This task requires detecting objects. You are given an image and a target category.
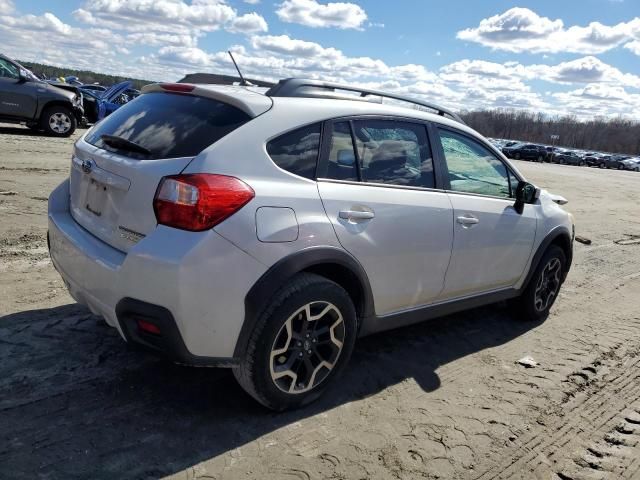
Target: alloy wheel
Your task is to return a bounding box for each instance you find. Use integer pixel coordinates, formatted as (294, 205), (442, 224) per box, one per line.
(49, 113), (71, 134)
(534, 258), (562, 312)
(269, 301), (345, 394)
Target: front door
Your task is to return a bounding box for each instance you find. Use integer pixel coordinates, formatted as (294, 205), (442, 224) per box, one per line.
(317, 119), (454, 316)
(0, 58), (36, 119)
(434, 127), (537, 299)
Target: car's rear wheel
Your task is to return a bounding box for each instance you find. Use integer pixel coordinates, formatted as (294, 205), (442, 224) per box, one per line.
(514, 153), (521, 160)
(234, 273), (357, 411)
(511, 245), (566, 322)
(537, 155), (544, 162)
(579, 160), (586, 166)
(41, 105), (76, 137)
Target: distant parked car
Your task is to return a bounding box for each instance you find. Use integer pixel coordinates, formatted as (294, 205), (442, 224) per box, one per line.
(554, 150), (586, 166)
(502, 143), (547, 162)
(585, 153), (609, 168)
(0, 53), (84, 136)
(620, 157), (640, 171)
(607, 155), (631, 169)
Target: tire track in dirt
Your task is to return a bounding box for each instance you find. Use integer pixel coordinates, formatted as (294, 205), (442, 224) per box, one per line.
(474, 321), (640, 479)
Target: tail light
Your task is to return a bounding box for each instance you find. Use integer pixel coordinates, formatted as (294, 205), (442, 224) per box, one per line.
(153, 174), (254, 231)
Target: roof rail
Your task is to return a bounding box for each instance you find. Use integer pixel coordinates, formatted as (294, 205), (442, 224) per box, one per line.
(266, 78), (464, 124)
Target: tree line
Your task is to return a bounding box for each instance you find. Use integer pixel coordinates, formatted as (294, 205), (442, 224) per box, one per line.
(460, 109), (640, 155)
(18, 60), (154, 91)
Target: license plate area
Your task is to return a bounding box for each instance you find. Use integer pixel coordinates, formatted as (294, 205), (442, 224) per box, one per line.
(85, 178), (107, 217)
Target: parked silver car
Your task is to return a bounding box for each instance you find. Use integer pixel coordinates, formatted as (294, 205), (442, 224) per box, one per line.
(48, 79), (574, 410)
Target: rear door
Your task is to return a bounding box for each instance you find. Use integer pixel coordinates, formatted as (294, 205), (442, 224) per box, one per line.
(70, 90), (253, 252)
(434, 127), (537, 299)
(317, 118), (453, 316)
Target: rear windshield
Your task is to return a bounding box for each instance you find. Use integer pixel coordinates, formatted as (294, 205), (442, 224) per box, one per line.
(85, 92), (251, 159)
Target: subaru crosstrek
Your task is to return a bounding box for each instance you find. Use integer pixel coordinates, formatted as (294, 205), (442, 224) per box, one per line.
(48, 79), (574, 410)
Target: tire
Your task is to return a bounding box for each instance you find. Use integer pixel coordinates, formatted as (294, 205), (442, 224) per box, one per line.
(537, 155), (543, 163)
(618, 164), (624, 170)
(41, 105), (76, 137)
(514, 153), (521, 160)
(511, 245), (567, 322)
(234, 273), (357, 411)
(579, 161), (586, 167)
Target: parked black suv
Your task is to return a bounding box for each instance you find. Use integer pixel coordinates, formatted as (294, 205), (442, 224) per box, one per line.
(0, 54), (84, 136)
(502, 143), (547, 162)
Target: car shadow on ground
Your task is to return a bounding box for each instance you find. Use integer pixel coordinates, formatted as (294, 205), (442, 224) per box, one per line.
(0, 125), (44, 136)
(0, 302), (541, 479)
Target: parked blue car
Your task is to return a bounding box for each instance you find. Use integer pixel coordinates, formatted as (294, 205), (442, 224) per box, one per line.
(79, 81), (136, 123)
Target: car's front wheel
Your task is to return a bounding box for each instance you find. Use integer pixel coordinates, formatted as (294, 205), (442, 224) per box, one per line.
(511, 245), (567, 322)
(41, 105), (76, 137)
(234, 273), (357, 411)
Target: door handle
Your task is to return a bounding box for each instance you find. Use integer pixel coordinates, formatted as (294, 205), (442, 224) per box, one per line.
(339, 210), (375, 221)
(456, 215), (479, 226)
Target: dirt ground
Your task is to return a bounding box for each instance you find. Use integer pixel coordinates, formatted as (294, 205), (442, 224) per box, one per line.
(1, 123), (639, 480)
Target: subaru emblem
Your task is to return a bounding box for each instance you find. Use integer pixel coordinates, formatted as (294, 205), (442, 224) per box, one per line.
(81, 159), (92, 174)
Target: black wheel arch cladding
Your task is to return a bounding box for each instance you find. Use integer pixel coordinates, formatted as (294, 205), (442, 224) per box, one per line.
(235, 247), (375, 359)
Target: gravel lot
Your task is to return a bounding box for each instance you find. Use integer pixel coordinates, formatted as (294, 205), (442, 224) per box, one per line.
(1, 124), (639, 480)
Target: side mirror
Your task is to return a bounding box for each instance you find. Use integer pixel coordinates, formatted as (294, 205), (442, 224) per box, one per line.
(514, 181), (538, 214)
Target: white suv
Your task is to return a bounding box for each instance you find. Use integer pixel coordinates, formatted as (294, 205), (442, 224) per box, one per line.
(48, 79), (574, 410)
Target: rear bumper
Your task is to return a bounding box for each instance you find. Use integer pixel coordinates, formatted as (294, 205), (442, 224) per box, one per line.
(48, 179), (267, 363)
(116, 298), (238, 366)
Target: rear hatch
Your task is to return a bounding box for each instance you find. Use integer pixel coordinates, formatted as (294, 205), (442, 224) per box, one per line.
(69, 85), (271, 252)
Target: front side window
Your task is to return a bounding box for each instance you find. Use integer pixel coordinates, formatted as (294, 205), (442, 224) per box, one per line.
(0, 59), (19, 79)
(438, 128), (511, 198)
(352, 120), (435, 188)
(267, 123), (321, 180)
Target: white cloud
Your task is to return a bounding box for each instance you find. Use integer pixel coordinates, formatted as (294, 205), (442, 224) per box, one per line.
(243, 0), (260, 3)
(75, 0), (235, 31)
(250, 34), (341, 59)
(228, 12), (268, 33)
(625, 40), (640, 55)
(127, 32), (199, 48)
(0, 0), (14, 15)
(551, 84), (640, 118)
(529, 56), (640, 89)
(0, 11), (72, 35)
(72, 0), (268, 37)
(276, 0), (367, 30)
(458, 7), (640, 54)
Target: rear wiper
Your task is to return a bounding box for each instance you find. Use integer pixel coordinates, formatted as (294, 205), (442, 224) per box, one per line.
(100, 134), (151, 156)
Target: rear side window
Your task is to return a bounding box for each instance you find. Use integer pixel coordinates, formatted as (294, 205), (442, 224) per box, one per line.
(266, 123), (321, 180)
(352, 120), (435, 188)
(85, 92), (251, 159)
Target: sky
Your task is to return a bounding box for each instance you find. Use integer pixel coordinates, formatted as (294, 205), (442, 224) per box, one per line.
(1, 0), (639, 119)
